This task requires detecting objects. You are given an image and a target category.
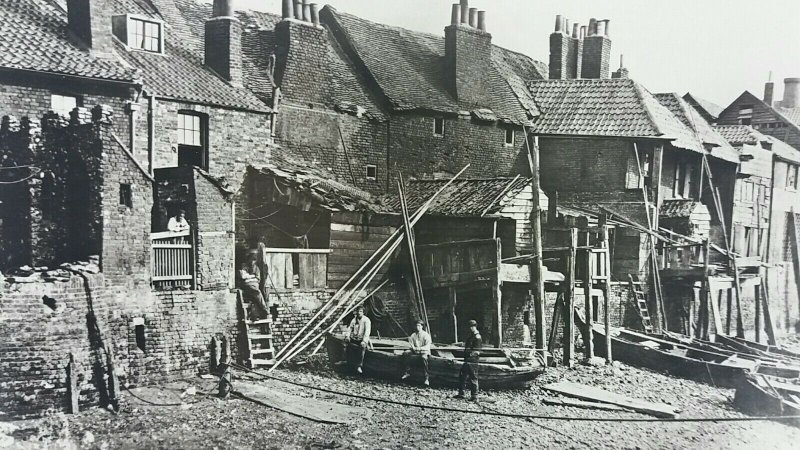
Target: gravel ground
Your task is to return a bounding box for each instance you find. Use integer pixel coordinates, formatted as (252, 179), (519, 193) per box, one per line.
(2, 356), (799, 450)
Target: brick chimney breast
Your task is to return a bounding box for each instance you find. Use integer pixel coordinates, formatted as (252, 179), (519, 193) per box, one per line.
(274, 11), (329, 104)
(67, 0), (114, 58)
(548, 15), (578, 79)
(581, 18), (611, 79)
(205, 0), (243, 86)
(445, 1), (492, 105)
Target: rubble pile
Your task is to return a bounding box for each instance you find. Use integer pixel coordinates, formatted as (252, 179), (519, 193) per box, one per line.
(3, 255), (100, 284)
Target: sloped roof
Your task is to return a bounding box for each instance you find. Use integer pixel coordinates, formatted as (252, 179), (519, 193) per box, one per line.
(682, 93), (724, 121)
(774, 105), (800, 129)
(527, 78), (710, 153)
(655, 93), (739, 163)
(0, 0), (139, 83)
(323, 6), (544, 124)
(382, 177), (531, 217)
(715, 124), (800, 166)
(660, 199), (707, 219)
(719, 91), (800, 139)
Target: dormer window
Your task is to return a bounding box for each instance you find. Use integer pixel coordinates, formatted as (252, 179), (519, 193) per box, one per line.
(112, 15), (164, 54)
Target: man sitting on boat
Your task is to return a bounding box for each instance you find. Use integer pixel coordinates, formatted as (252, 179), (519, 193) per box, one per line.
(345, 306), (372, 374)
(401, 320), (432, 386)
(455, 320), (482, 402)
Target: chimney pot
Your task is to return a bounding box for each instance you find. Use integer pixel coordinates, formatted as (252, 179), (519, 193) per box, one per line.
(477, 11), (486, 31)
(460, 0), (469, 24)
(764, 80), (774, 106)
(603, 19), (610, 36)
(564, 18), (570, 34)
(293, 0), (302, 21)
(212, 0), (233, 17)
(588, 18), (597, 36)
(596, 20), (606, 36)
(572, 23), (580, 38)
(783, 78), (800, 108)
(282, 0), (292, 19)
(469, 8), (477, 27)
(555, 15), (563, 33)
(580, 25), (587, 39)
(310, 3), (319, 26)
(302, 0), (310, 21)
(451, 4), (460, 25)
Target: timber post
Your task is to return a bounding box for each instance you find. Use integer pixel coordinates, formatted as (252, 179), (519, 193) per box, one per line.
(600, 217), (612, 363)
(494, 237), (503, 347)
(755, 283), (761, 343)
(525, 131), (546, 358)
(67, 353), (79, 414)
(583, 239), (594, 359)
(564, 228), (577, 366)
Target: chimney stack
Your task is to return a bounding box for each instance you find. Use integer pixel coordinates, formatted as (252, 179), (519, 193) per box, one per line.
(612, 54), (629, 79)
(783, 78), (800, 109)
(205, 0), (243, 86)
(764, 72), (774, 106)
(445, 0), (492, 104)
(581, 18), (611, 78)
(549, 14), (579, 79)
(67, 0), (114, 57)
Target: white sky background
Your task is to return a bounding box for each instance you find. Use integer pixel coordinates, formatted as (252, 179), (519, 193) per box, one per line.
(227, 0), (800, 108)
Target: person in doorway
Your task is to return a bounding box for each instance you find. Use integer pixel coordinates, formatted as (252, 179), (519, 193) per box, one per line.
(345, 306), (371, 373)
(167, 209), (190, 233)
(401, 320), (432, 386)
(455, 319), (482, 401)
(237, 255), (269, 319)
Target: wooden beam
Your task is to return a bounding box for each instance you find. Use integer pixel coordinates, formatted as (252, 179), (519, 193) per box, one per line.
(601, 220), (613, 364)
(398, 176), (429, 331)
(790, 212), (800, 325)
(583, 244), (594, 359)
(547, 293), (563, 354)
(761, 281), (777, 346)
(755, 282), (761, 343)
(494, 238), (503, 347)
(725, 288), (733, 335)
(525, 131), (547, 357)
(542, 381), (678, 418)
(449, 287), (458, 343)
(564, 228), (577, 367)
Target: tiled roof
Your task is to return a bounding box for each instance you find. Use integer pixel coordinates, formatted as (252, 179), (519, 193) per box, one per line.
(775, 105), (800, 129)
(655, 93), (739, 163)
(381, 177), (531, 217)
(660, 199), (706, 219)
(682, 93), (724, 121)
(324, 7), (544, 124)
(0, 0), (138, 82)
(715, 124), (800, 166)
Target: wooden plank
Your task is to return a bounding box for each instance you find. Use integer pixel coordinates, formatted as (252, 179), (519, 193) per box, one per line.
(234, 381), (371, 424)
(542, 397), (626, 412)
(584, 244), (594, 359)
(601, 221), (612, 364)
(268, 253), (286, 289)
(526, 133), (546, 357)
(564, 228), (577, 367)
(542, 381), (678, 418)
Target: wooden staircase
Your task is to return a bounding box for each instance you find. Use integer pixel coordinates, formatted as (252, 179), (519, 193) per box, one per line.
(628, 275), (654, 333)
(238, 291), (276, 368)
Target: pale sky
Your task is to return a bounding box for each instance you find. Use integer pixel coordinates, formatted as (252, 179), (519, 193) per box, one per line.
(229, 0), (800, 108)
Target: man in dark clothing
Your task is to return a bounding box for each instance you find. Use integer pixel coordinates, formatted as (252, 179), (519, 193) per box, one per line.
(455, 319), (482, 401)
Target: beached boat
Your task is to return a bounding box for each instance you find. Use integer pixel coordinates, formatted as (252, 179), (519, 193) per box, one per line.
(576, 313), (784, 388)
(715, 335), (800, 362)
(735, 373), (800, 427)
(325, 333), (544, 389)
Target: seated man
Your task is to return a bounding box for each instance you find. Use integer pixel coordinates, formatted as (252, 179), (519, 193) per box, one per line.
(237, 257), (269, 319)
(401, 320), (432, 386)
(167, 209), (190, 233)
(344, 306), (371, 374)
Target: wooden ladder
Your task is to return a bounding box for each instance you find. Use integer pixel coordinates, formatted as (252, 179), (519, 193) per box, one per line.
(628, 274), (654, 334)
(239, 293), (276, 368)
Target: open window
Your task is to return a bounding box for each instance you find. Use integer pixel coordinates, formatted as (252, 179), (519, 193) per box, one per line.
(177, 111), (208, 170)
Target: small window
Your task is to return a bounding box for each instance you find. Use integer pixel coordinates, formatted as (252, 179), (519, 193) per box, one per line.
(365, 164), (377, 181)
(433, 117), (445, 137)
(738, 105), (753, 126)
(787, 164), (799, 190)
(129, 17), (162, 53)
(135, 324), (146, 352)
(119, 183), (132, 207)
(505, 129), (515, 146)
(177, 112), (208, 170)
(51, 94), (80, 116)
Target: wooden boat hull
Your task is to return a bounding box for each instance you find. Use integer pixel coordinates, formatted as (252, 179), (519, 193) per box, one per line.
(325, 334), (543, 389)
(578, 316), (748, 388)
(734, 374), (800, 427)
(716, 335), (800, 362)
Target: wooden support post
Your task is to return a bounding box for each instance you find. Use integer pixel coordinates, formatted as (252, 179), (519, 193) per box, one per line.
(67, 353), (79, 414)
(708, 286), (723, 337)
(548, 294), (563, 354)
(449, 287), (458, 343)
(755, 283), (762, 343)
(494, 238), (503, 347)
(398, 176), (429, 332)
(689, 284), (696, 337)
(761, 281), (777, 345)
(525, 132), (546, 358)
(725, 288), (733, 335)
(731, 256), (745, 338)
(601, 222), (612, 364)
(698, 287), (709, 340)
(583, 245), (594, 359)
(564, 228), (577, 367)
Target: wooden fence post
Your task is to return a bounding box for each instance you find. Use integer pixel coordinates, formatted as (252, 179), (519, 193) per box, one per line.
(564, 228), (577, 367)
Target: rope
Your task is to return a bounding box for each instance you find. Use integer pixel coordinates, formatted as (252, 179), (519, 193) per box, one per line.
(229, 362), (800, 424)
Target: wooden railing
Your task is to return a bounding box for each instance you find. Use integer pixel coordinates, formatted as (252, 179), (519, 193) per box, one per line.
(151, 230), (194, 290)
(261, 248), (330, 289)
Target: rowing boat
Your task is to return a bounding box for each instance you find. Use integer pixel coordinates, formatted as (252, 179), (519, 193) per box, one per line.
(734, 373), (800, 427)
(325, 333), (544, 389)
(715, 335), (800, 362)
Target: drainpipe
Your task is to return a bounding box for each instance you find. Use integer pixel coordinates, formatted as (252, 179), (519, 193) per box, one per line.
(145, 92), (156, 176)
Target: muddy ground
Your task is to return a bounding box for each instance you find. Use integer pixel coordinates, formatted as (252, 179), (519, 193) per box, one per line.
(2, 353), (800, 450)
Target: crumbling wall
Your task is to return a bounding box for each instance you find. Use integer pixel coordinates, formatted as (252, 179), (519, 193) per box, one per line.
(193, 170), (234, 291)
(0, 273), (239, 418)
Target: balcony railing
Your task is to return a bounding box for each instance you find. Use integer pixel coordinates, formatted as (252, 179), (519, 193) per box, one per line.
(261, 248), (330, 289)
(151, 230), (194, 290)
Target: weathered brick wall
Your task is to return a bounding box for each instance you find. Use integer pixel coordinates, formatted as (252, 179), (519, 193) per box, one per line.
(193, 170), (234, 291)
(134, 98), (272, 193)
(0, 274), (239, 418)
(389, 115), (526, 185)
(268, 288), (333, 352)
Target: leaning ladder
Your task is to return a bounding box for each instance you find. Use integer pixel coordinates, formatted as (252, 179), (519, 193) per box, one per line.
(628, 274), (654, 334)
(238, 291), (276, 368)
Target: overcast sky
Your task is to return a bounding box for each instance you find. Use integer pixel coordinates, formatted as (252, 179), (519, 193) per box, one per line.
(231, 0), (800, 108)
